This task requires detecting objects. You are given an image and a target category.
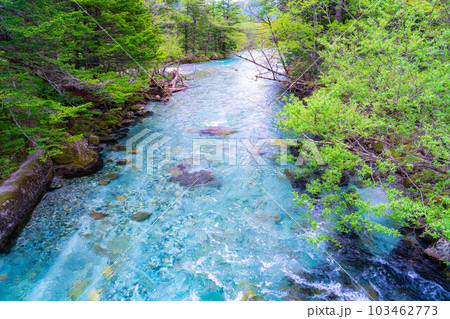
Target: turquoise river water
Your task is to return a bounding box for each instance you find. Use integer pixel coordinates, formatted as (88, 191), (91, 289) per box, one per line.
(0, 56), (449, 300)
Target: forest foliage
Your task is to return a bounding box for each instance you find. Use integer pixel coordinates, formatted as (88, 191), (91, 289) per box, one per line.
(252, 0), (450, 242)
(0, 0), (247, 180)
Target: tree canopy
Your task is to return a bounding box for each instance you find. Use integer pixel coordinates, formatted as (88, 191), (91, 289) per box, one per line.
(252, 0), (450, 243)
(0, 0), (247, 180)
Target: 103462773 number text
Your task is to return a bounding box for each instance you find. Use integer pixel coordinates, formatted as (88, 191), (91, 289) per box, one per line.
(368, 305), (438, 316)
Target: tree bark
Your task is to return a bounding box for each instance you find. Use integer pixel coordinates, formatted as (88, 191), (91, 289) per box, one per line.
(336, 1), (344, 23)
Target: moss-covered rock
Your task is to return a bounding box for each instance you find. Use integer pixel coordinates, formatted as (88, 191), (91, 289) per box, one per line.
(0, 152), (53, 250)
(88, 135), (100, 144)
(52, 136), (103, 178)
(128, 105), (141, 112)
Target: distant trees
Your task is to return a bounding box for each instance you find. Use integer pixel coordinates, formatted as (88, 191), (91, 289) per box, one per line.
(179, 0), (245, 55)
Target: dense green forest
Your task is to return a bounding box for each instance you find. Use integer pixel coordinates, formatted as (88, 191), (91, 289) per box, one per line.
(1, 0), (449, 244)
(0, 0), (248, 180)
(247, 0), (450, 243)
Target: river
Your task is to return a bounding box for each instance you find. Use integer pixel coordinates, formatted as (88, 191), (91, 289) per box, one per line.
(0, 55), (448, 300)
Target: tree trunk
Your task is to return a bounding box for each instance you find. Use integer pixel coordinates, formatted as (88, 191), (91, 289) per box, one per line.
(184, 24), (189, 54)
(336, 1), (344, 23)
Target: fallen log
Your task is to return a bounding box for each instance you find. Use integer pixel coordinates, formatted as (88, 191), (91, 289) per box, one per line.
(167, 86), (190, 93)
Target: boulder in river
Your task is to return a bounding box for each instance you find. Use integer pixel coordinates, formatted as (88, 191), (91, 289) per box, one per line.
(0, 152), (53, 251)
(423, 237), (450, 264)
(388, 237), (450, 289)
(168, 164), (221, 188)
(52, 136), (103, 178)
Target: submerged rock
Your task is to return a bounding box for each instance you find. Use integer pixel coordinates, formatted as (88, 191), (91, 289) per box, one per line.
(102, 173), (121, 181)
(287, 285), (328, 301)
(108, 143), (126, 152)
(197, 126), (237, 136)
(271, 138), (288, 147)
(242, 289), (258, 301)
(257, 215), (281, 222)
(424, 237), (450, 264)
(93, 244), (114, 258)
(89, 211), (109, 220)
(168, 164), (221, 188)
(52, 136), (103, 178)
(0, 152), (53, 250)
(69, 279), (92, 301)
(130, 212), (152, 222)
(116, 159), (130, 166)
(98, 180), (110, 186)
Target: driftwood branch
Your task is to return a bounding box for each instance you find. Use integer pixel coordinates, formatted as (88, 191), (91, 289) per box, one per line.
(235, 52), (294, 81)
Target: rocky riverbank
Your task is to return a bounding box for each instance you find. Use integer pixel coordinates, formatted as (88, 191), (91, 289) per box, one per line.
(0, 97), (156, 251)
(284, 144), (450, 269)
(0, 61), (193, 251)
